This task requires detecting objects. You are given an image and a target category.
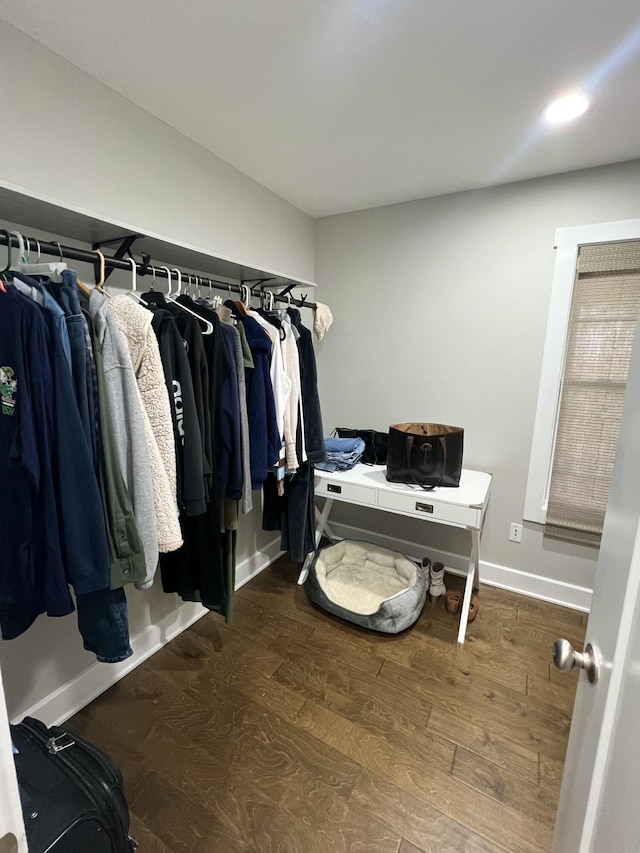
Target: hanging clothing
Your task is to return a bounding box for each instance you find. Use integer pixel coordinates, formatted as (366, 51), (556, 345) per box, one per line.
(279, 316), (306, 472)
(313, 302), (333, 341)
(287, 308), (325, 464)
(166, 303), (213, 500)
(178, 296), (241, 503)
(262, 462), (316, 563)
(2, 279), (135, 661)
(1, 228), (325, 655)
(10, 275), (72, 371)
(49, 271), (94, 454)
(88, 290), (159, 587)
(80, 295), (147, 590)
(249, 310), (290, 461)
(261, 308), (324, 564)
(149, 307), (206, 517)
(110, 296), (182, 555)
(10, 274), (111, 598)
(160, 303), (230, 618)
(218, 307), (252, 514)
(76, 586), (132, 663)
(236, 321), (254, 369)
(218, 321), (243, 501)
(237, 312), (281, 488)
(0, 287), (74, 638)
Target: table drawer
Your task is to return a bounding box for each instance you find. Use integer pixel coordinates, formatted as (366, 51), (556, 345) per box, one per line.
(316, 479), (376, 506)
(377, 490), (480, 527)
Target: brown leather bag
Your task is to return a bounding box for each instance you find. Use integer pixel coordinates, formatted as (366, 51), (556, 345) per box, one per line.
(385, 423), (464, 489)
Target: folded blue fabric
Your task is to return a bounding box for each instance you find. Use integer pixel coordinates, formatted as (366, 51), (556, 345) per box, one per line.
(325, 451), (362, 462)
(324, 437), (366, 454)
(317, 459), (363, 472)
(316, 437), (366, 472)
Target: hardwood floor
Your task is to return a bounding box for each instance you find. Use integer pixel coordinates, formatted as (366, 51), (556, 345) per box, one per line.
(67, 556), (586, 852)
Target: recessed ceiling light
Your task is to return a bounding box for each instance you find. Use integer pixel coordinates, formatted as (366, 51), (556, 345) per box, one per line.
(543, 92), (590, 124)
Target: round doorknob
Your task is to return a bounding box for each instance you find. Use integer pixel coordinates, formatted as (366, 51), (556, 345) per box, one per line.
(552, 638), (599, 684)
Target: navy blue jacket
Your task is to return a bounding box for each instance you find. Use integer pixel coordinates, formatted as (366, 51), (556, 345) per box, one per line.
(14, 274), (111, 598)
(218, 322), (243, 501)
(0, 288), (75, 638)
(239, 314), (281, 488)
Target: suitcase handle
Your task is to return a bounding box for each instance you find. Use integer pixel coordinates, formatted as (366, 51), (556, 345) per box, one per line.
(46, 733), (76, 755)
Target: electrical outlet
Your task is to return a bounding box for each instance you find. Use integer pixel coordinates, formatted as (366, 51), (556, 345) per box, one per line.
(509, 522), (523, 543)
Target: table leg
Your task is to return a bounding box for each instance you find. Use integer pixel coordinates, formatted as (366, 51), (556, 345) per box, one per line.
(457, 529), (480, 644)
(323, 520), (338, 541)
(471, 528), (480, 592)
(297, 499), (334, 585)
(457, 559), (475, 644)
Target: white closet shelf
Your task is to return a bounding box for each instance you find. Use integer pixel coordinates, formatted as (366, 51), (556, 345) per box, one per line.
(0, 181), (317, 290)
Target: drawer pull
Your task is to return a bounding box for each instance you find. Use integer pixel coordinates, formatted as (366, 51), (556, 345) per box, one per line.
(327, 484), (342, 494)
(416, 502), (434, 513)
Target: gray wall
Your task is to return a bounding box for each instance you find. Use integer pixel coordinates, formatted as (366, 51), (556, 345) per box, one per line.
(0, 20), (314, 283)
(314, 160), (640, 591)
(0, 24), (315, 721)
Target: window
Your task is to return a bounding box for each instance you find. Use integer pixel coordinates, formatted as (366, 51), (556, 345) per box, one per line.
(524, 220), (640, 546)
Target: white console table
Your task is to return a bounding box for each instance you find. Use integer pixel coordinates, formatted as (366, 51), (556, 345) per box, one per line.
(298, 464), (492, 644)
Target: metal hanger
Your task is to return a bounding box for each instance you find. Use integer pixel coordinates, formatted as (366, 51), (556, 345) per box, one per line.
(140, 264), (169, 306)
(168, 266), (214, 334)
(20, 233), (67, 281)
(0, 230), (10, 291)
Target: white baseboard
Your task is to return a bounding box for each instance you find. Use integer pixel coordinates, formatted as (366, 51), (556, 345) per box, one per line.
(14, 537), (283, 727)
(475, 559), (592, 612)
(328, 522), (592, 613)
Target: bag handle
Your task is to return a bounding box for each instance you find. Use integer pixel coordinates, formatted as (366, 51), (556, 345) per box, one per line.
(365, 429), (378, 466)
(335, 427), (383, 466)
(404, 434), (447, 491)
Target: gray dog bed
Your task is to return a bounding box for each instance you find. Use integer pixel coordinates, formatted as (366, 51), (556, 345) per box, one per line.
(304, 540), (428, 633)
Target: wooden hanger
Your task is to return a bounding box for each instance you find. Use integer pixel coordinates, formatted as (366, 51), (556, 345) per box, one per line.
(76, 275), (92, 297)
(93, 249), (111, 298)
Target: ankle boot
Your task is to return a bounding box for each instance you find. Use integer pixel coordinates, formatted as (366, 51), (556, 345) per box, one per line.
(429, 561), (446, 604)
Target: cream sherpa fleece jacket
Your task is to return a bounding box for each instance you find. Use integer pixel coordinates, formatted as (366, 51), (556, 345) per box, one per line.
(111, 295), (183, 555)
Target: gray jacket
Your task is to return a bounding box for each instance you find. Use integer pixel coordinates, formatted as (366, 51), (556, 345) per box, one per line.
(89, 291), (159, 589)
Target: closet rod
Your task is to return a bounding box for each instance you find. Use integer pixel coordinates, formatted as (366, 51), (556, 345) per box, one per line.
(0, 231), (316, 310)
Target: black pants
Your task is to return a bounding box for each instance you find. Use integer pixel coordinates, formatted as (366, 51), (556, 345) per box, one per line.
(262, 463), (316, 563)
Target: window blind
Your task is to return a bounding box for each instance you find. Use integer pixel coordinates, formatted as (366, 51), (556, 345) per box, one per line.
(545, 240), (640, 546)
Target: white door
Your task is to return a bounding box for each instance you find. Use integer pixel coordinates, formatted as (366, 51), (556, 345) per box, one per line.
(0, 665), (27, 853)
(552, 304), (640, 851)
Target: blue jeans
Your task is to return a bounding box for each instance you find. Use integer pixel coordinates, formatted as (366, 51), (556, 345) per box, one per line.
(316, 437), (366, 472)
(76, 587), (133, 663)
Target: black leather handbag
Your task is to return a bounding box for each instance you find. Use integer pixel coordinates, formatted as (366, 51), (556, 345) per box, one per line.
(334, 427), (388, 465)
(385, 423), (464, 488)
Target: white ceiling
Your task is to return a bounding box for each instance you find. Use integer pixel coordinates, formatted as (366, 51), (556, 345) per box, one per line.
(2, 0), (639, 218)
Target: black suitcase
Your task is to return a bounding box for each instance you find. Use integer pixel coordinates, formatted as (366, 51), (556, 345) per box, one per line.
(10, 716), (136, 853)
